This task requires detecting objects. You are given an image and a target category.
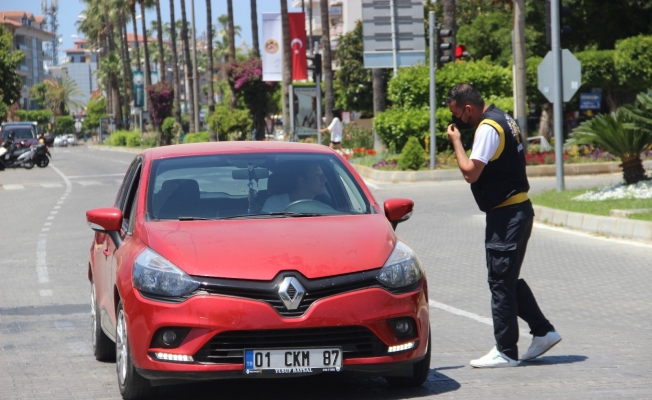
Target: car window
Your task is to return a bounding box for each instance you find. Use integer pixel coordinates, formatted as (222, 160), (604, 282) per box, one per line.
(146, 153), (371, 220)
(122, 165), (141, 234)
(2, 128), (34, 140)
(116, 158), (141, 210)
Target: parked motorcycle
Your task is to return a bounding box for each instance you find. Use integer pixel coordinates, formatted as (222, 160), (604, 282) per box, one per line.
(0, 136), (43, 170)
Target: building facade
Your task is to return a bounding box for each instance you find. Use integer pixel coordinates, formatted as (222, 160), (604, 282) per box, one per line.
(61, 39), (99, 110)
(0, 10), (55, 110)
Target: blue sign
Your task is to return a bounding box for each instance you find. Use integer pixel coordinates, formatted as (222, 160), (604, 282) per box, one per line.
(133, 71), (144, 108)
(579, 93), (601, 110)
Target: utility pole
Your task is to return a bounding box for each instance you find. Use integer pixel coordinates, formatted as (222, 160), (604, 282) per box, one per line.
(389, 0), (398, 77)
(429, 11), (436, 170)
(513, 0), (528, 144)
(191, 0), (200, 131)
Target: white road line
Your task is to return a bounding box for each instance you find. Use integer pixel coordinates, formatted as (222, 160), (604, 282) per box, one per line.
(39, 290), (53, 297)
(429, 299), (530, 336)
(3, 184), (24, 190)
(67, 173), (125, 179)
(533, 221), (652, 249)
(40, 183), (63, 188)
(36, 239), (49, 283)
(364, 181), (381, 190)
(77, 181), (101, 186)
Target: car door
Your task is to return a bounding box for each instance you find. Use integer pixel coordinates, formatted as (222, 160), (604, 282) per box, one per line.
(105, 159), (142, 329)
(98, 159), (141, 336)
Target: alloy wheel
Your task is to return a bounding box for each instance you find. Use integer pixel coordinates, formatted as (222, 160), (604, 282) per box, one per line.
(90, 284), (97, 349)
(116, 310), (128, 385)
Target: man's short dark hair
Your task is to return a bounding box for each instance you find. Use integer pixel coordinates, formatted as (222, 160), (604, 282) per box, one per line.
(445, 83), (484, 107)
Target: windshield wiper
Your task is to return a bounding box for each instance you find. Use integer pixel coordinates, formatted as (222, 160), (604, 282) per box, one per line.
(216, 212), (325, 220)
(269, 211), (324, 217)
(178, 216), (209, 221)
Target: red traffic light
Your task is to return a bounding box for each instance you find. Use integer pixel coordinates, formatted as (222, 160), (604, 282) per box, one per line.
(455, 44), (468, 58)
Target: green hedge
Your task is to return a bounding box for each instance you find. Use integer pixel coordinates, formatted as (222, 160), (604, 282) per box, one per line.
(105, 130), (141, 147)
(183, 131), (209, 143)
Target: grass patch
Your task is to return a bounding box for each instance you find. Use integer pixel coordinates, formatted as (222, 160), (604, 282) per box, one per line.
(531, 188), (652, 221)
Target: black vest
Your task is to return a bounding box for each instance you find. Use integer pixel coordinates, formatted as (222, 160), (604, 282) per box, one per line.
(470, 105), (529, 212)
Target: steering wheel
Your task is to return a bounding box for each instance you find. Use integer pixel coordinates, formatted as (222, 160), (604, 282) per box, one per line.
(283, 199), (321, 210)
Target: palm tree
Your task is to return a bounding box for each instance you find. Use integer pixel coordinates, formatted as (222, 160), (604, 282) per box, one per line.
(155, 0), (165, 81)
(570, 100), (652, 184)
(169, 0), (182, 125)
(45, 76), (85, 117)
(206, 0), (217, 141)
(320, 0), (333, 124)
(227, 0), (236, 63)
(102, 3), (124, 129)
(128, 0), (141, 71)
(180, 0), (196, 133)
(139, 0), (154, 87)
(250, 0), (260, 58)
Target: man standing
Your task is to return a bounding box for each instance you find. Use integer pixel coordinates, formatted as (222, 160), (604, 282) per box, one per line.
(445, 83), (561, 368)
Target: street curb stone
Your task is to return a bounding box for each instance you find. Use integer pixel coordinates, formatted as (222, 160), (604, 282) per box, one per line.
(532, 204), (652, 242)
(88, 144), (144, 154)
(352, 160), (652, 183)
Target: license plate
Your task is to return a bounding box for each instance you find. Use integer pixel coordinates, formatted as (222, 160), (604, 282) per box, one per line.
(244, 348), (342, 375)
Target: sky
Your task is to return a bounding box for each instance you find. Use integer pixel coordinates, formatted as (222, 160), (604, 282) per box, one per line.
(6, 0), (305, 64)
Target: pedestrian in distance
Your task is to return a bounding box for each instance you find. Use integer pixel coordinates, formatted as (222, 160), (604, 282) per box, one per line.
(445, 82), (561, 368)
(319, 109), (349, 151)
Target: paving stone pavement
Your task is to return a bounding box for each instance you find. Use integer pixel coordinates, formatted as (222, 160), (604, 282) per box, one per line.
(1, 146), (651, 399)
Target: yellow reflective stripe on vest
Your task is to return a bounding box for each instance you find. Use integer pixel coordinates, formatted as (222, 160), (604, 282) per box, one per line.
(492, 192), (529, 210)
(474, 119), (505, 162)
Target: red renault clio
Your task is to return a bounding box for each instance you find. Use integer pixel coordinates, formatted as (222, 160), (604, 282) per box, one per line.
(86, 142), (430, 399)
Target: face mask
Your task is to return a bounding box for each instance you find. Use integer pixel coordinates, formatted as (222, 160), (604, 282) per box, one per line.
(452, 108), (473, 130)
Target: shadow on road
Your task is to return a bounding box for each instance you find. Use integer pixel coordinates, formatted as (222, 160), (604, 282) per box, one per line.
(520, 355), (588, 367)
(149, 368), (461, 399)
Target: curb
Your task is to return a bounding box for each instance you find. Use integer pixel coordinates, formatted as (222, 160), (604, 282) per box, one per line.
(533, 204), (652, 243)
(352, 160), (652, 183)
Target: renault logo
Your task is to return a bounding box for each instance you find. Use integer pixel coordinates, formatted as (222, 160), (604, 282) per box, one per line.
(278, 277), (305, 310)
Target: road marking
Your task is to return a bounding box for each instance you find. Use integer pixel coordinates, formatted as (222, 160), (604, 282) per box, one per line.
(429, 299), (530, 336)
(3, 184), (24, 190)
(67, 173), (125, 179)
(78, 181), (102, 186)
(365, 181), (381, 190)
(40, 183), (63, 188)
(39, 290), (53, 297)
(534, 222), (652, 249)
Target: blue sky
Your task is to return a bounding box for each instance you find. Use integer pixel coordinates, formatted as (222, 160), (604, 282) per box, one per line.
(10, 0), (304, 64)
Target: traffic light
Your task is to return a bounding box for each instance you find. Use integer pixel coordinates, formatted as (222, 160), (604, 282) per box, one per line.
(436, 28), (453, 68)
(455, 44), (469, 61)
(545, 0), (572, 46)
(307, 53), (322, 81)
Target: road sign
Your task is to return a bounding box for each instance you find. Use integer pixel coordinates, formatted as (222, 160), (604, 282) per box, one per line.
(362, 0), (426, 69)
(579, 93), (602, 110)
(538, 49), (581, 103)
(133, 71), (144, 108)
(74, 120), (82, 133)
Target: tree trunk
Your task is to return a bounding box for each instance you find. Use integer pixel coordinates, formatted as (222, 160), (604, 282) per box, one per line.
(442, 0), (456, 61)
(372, 68), (387, 152)
(120, 10), (133, 115)
(227, 0), (236, 62)
(281, 0), (292, 136)
(513, 0), (527, 145)
(539, 103), (552, 138)
(206, 0), (217, 141)
(103, 5), (122, 129)
(140, 0), (152, 88)
(320, 0), (334, 125)
(180, 0), (196, 133)
(250, 0), (260, 58)
(169, 0), (182, 128)
(155, 0), (166, 82)
(117, 12), (131, 130)
(129, 1), (141, 71)
(621, 156), (646, 185)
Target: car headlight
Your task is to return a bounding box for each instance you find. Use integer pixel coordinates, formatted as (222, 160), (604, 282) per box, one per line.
(133, 248), (199, 297)
(377, 241), (424, 288)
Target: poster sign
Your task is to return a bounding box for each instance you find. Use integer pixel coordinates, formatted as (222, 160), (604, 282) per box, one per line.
(292, 85), (318, 136)
(133, 71), (144, 108)
(579, 93), (601, 110)
(262, 13), (283, 81)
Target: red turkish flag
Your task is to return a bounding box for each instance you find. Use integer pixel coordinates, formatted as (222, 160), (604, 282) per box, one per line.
(288, 12), (307, 81)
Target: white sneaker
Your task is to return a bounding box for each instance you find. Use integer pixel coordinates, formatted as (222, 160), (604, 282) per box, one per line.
(520, 330), (562, 361)
(470, 346), (519, 368)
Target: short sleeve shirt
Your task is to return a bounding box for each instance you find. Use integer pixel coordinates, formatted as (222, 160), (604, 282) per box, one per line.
(328, 118), (343, 142)
(469, 124), (500, 164)
(261, 193), (290, 213)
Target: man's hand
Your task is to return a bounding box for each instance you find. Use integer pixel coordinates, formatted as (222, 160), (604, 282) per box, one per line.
(447, 124), (461, 143)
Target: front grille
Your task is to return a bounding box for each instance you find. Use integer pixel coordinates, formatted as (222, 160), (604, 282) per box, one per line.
(193, 326), (387, 364)
(191, 269), (383, 317)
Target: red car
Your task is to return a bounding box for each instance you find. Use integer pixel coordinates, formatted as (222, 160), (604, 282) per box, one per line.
(86, 142), (430, 399)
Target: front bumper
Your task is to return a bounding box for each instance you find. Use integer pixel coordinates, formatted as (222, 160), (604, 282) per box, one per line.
(123, 281), (430, 379)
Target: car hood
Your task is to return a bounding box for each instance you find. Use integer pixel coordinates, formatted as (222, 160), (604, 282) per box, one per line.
(140, 215), (396, 280)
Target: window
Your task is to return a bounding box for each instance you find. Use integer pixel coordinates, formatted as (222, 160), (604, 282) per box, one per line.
(80, 56), (86, 63)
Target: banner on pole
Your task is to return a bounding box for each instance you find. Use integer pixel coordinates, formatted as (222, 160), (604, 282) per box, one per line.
(289, 12), (307, 81)
(133, 71), (144, 108)
(262, 13), (283, 81)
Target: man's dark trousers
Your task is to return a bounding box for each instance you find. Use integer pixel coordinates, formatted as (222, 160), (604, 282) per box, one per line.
(485, 200), (554, 361)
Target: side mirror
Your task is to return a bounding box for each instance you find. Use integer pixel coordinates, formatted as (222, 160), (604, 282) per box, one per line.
(86, 207), (123, 248)
(383, 198), (414, 230)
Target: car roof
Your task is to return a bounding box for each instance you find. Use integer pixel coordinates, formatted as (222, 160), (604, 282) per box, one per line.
(142, 142), (338, 160)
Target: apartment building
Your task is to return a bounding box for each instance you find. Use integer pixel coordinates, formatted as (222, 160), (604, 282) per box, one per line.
(0, 10), (55, 109)
(61, 39), (99, 109)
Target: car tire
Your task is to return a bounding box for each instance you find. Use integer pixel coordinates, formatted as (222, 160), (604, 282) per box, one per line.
(385, 328), (431, 388)
(116, 301), (151, 400)
(91, 281), (115, 361)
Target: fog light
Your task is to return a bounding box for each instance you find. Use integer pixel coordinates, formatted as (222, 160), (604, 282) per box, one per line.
(388, 341), (416, 353)
(154, 352), (194, 363)
(388, 318), (415, 338)
(162, 331), (177, 345)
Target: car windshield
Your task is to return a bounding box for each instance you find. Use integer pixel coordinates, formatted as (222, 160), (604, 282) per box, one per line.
(146, 152), (371, 220)
(2, 128), (34, 140)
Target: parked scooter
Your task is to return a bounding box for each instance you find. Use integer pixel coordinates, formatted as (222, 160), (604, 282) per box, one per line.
(35, 134), (52, 168)
(0, 133), (37, 169)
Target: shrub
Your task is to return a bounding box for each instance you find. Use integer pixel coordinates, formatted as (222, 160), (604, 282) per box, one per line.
(146, 82), (174, 127)
(161, 117), (176, 143)
(107, 130), (129, 146)
(55, 116), (74, 135)
(342, 124), (373, 149)
(183, 131), (209, 143)
(398, 136), (426, 171)
(126, 132), (141, 147)
(207, 104), (252, 141)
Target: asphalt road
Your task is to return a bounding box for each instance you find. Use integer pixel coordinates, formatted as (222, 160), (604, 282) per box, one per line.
(1, 145), (650, 399)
